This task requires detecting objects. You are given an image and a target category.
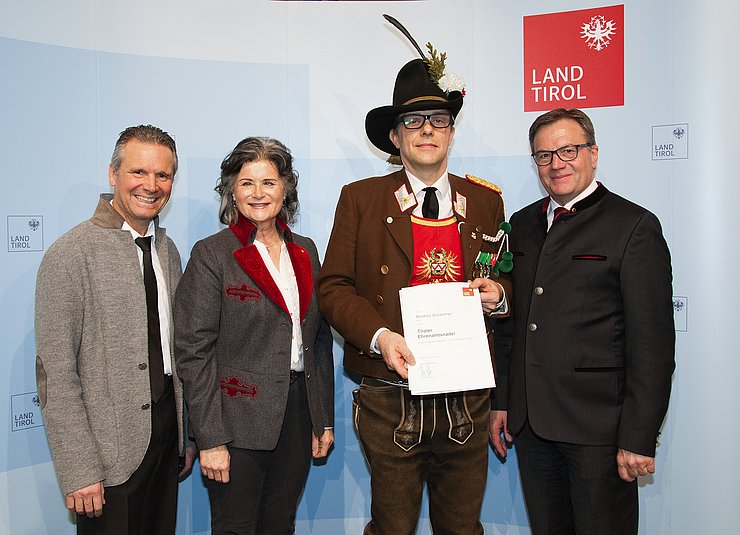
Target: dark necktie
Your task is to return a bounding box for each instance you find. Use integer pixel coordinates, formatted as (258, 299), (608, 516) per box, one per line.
(552, 206), (569, 223)
(135, 236), (166, 402)
(422, 187), (439, 219)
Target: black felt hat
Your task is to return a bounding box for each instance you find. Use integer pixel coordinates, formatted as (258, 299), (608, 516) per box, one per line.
(365, 59), (463, 156)
(365, 15), (465, 156)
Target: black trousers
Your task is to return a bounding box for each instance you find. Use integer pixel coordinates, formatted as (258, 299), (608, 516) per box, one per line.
(515, 420), (638, 535)
(77, 378), (179, 535)
(205, 375), (312, 535)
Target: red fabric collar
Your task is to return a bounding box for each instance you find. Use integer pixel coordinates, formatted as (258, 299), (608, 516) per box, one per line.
(229, 217), (313, 320)
(229, 216), (293, 246)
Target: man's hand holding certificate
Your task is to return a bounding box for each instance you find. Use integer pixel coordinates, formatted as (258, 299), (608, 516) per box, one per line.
(399, 282), (495, 395)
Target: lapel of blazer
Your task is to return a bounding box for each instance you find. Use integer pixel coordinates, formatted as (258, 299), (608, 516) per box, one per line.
(385, 169), (414, 267)
(233, 244), (290, 317)
(448, 174), (482, 276)
(285, 241), (312, 321)
(153, 224), (171, 295)
(537, 182), (608, 242)
(510, 198), (548, 260)
(534, 197), (550, 245)
(229, 217), (305, 318)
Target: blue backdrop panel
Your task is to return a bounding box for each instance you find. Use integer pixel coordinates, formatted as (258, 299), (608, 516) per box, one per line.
(3, 0), (739, 533)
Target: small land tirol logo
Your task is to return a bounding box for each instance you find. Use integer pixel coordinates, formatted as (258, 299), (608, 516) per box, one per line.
(11, 391), (44, 432)
(673, 296), (688, 332)
(7, 215), (44, 252)
(652, 123), (689, 160)
(524, 4), (624, 112)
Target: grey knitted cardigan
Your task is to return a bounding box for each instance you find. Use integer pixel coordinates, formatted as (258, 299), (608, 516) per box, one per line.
(35, 194), (184, 495)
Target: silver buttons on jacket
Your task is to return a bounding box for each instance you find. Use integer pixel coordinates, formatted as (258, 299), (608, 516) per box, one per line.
(534, 287), (544, 295)
(528, 323), (538, 332)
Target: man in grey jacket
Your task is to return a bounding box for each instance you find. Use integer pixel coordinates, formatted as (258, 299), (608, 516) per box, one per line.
(35, 125), (193, 534)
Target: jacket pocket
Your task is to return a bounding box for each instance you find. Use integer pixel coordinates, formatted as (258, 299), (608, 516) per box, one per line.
(352, 389), (360, 431)
(574, 366), (624, 372)
(572, 254), (607, 261)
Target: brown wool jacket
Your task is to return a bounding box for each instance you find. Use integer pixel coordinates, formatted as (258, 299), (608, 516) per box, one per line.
(318, 169), (511, 381)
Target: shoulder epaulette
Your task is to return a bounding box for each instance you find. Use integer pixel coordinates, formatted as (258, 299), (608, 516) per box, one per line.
(465, 174), (502, 194)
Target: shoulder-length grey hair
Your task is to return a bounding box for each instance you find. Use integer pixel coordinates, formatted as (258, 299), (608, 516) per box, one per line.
(215, 137), (300, 226)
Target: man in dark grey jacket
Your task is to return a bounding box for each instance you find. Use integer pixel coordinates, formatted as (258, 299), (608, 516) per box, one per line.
(490, 108), (675, 534)
(35, 125), (193, 534)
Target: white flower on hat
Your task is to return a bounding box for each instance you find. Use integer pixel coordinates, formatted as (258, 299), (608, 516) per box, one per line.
(438, 72), (466, 94)
(424, 42), (467, 96)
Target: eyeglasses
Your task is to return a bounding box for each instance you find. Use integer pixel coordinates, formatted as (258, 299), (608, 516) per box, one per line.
(396, 113), (454, 130)
(531, 143), (591, 166)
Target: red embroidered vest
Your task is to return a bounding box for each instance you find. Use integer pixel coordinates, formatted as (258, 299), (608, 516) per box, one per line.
(409, 215), (464, 286)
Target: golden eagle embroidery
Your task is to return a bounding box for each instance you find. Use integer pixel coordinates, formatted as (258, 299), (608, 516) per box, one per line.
(416, 248), (461, 283)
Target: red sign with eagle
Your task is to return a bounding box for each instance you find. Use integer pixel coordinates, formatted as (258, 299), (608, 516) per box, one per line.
(524, 4), (624, 112)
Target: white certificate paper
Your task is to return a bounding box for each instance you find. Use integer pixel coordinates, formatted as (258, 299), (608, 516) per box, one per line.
(399, 282), (495, 395)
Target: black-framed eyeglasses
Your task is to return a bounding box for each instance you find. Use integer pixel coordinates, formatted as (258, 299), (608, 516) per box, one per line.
(531, 143), (591, 166)
(395, 113), (454, 130)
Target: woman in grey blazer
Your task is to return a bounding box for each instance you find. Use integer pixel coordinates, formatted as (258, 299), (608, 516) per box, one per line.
(174, 137), (334, 534)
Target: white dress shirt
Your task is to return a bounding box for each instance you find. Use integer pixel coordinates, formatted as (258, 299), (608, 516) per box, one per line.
(123, 219), (173, 375)
(547, 179), (599, 231)
(406, 168), (453, 219)
(255, 241), (304, 372)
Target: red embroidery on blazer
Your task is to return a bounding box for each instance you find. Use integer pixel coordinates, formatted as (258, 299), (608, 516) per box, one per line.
(225, 284), (262, 302)
(220, 377), (258, 399)
(233, 246), (290, 316)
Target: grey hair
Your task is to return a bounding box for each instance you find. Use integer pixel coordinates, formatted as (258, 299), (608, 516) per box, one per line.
(215, 137), (299, 226)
